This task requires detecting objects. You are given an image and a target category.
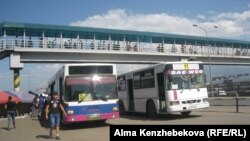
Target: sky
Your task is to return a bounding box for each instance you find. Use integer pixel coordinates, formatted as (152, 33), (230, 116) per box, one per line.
(1, 0), (250, 92)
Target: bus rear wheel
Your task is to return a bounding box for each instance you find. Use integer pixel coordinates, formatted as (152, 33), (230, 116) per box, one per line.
(180, 111), (191, 116)
(146, 100), (158, 118)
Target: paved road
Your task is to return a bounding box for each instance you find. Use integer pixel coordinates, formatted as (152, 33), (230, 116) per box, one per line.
(0, 106), (250, 141)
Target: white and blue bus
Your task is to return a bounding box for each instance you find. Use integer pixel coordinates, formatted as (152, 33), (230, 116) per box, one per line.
(118, 61), (209, 118)
(48, 64), (119, 123)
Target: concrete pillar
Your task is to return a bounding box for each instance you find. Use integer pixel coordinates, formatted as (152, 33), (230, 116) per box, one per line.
(10, 53), (24, 92)
(14, 69), (20, 92)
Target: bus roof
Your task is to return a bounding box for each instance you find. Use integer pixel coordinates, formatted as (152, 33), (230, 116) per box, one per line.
(159, 61), (202, 65)
(48, 63), (116, 85)
(118, 61), (203, 76)
(63, 63), (116, 67)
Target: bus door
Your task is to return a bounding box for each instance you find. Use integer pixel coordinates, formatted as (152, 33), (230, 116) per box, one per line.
(157, 73), (166, 112)
(127, 79), (135, 111)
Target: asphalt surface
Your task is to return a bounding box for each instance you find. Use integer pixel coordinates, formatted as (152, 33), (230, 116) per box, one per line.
(0, 106), (250, 141)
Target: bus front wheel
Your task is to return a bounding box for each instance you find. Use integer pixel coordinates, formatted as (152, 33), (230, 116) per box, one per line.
(180, 111), (191, 116)
(146, 100), (158, 118)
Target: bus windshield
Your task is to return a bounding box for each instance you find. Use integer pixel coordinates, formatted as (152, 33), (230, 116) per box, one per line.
(92, 76), (117, 100)
(65, 76), (117, 102)
(166, 70), (205, 90)
(65, 77), (91, 102)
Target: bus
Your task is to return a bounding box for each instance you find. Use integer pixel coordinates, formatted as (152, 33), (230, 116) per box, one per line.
(117, 61), (209, 118)
(48, 64), (119, 123)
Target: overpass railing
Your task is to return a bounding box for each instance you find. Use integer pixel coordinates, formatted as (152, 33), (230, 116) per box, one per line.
(0, 39), (249, 57)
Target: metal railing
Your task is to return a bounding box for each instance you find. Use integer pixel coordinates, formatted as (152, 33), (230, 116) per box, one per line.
(208, 97), (250, 113)
(0, 38), (249, 57)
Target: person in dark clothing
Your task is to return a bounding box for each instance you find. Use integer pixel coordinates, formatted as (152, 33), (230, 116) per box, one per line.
(31, 95), (39, 118)
(4, 96), (17, 130)
(38, 94), (45, 119)
(45, 92), (67, 140)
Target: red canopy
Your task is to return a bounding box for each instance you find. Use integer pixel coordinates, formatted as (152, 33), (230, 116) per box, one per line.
(0, 91), (21, 104)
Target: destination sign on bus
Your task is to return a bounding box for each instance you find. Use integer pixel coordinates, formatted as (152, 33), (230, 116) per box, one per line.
(169, 70), (203, 75)
(172, 63), (199, 70)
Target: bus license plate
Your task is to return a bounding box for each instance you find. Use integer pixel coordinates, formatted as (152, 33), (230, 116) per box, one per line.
(88, 114), (100, 119)
(189, 105), (197, 109)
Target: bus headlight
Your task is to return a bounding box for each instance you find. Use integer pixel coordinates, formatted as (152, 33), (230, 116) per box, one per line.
(170, 101), (180, 106)
(67, 110), (75, 115)
(112, 107), (118, 112)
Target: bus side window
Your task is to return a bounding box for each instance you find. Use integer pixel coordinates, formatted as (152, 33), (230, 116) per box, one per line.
(118, 76), (126, 91)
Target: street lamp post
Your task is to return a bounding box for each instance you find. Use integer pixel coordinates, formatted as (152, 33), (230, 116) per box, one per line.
(193, 24), (218, 97)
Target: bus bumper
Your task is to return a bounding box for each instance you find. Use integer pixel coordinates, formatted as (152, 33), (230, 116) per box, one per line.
(64, 112), (119, 123)
(167, 102), (209, 113)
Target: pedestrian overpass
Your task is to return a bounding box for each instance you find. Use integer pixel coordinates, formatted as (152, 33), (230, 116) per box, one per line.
(1, 21), (250, 91)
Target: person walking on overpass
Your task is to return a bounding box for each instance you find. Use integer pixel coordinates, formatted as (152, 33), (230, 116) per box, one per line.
(4, 96), (17, 130)
(45, 92), (67, 140)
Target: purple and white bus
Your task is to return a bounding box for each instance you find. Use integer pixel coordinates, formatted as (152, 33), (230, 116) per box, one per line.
(48, 64), (119, 123)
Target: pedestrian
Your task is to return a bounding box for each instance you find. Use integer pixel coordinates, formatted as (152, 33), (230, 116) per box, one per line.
(31, 95), (39, 118)
(4, 96), (17, 130)
(38, 94), (45, 119)
(45, 92), (67, 140)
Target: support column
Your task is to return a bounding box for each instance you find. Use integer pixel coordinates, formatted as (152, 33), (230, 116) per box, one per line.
(14, 69), (20, 92)
(10, 53), (24, 92)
